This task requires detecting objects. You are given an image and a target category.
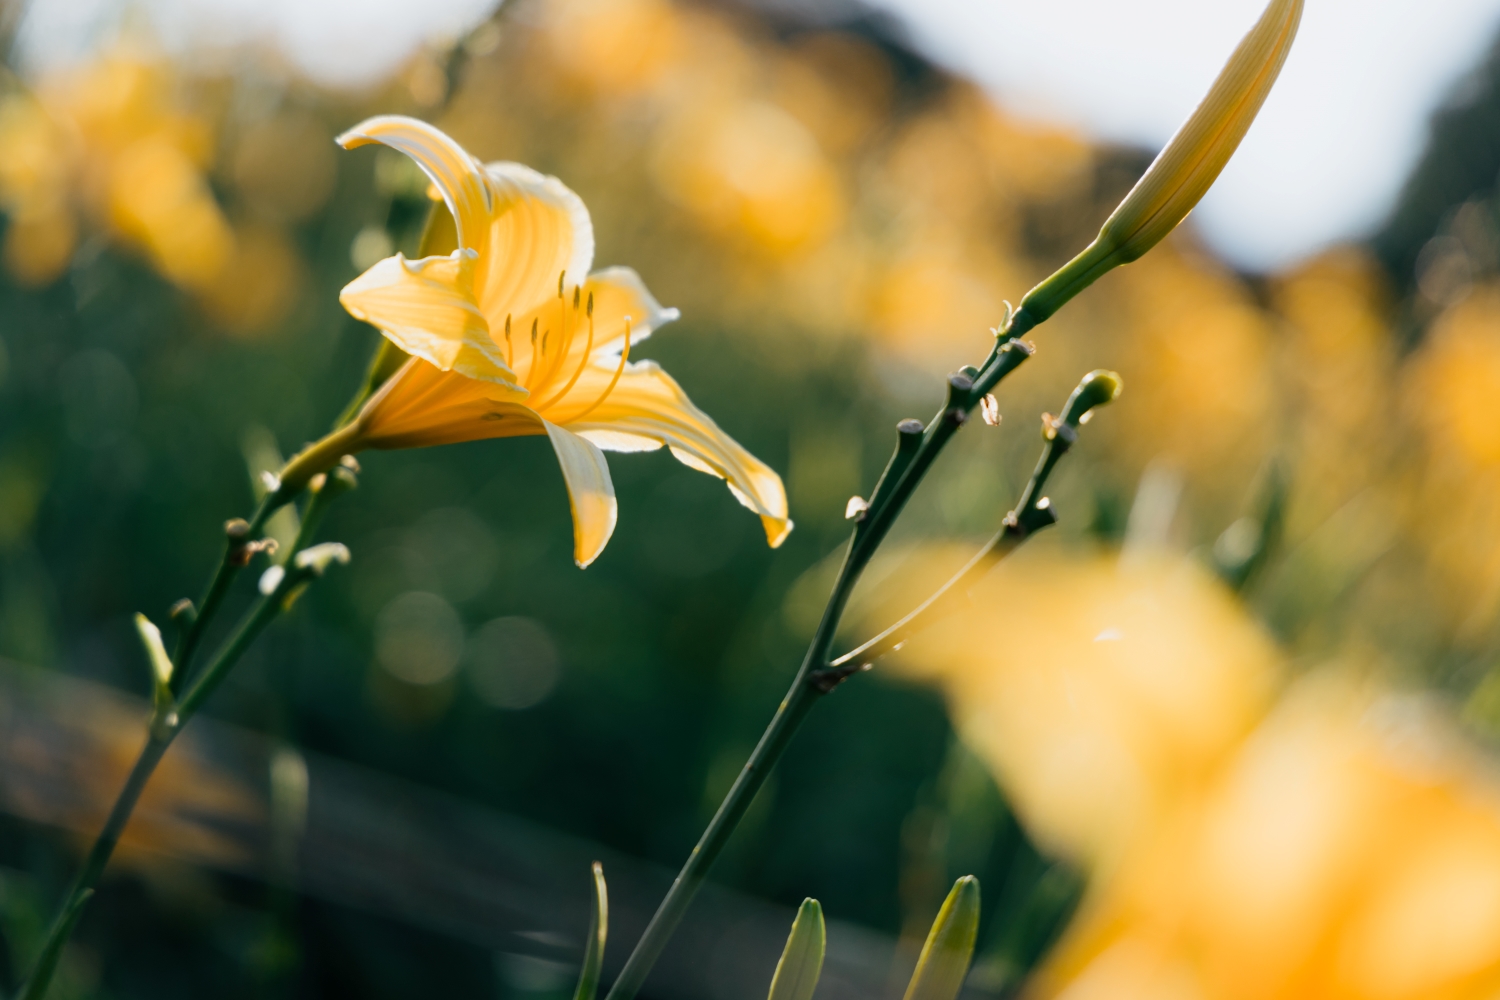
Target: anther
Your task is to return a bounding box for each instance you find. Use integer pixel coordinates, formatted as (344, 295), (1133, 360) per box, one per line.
(587, 292), (594, 318)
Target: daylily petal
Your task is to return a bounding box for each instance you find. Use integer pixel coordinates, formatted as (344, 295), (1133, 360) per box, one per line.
(356, 357), (536, 451)
(544, 420), (618, 568)
(340, 249), (520, 385)
(563, 360), (792, 547)
(472, 161), (595, 329)
(337, 116), (493, 252)
(580, 267), (678, 358)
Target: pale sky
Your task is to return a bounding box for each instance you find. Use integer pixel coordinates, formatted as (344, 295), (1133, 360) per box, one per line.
(17, 0), (1500, 271)
(870, 0), (1500, 270)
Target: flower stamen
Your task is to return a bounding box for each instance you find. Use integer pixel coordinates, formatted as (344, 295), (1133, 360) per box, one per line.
(562, 315), (631, 425)
(534, 287), (595, 413)
(524, 317), (539, 386)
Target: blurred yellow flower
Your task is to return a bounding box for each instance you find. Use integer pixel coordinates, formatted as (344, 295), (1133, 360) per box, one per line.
(878, 547), (1279, 871)
(0, 51), (236, 292)
(652, 97), (845, 255)
(286, 116), (790, 568)
(1032, 676), (1500, 1000)
(885, 543), (1500, 1000)
(1017, 0), (1303, 327)
(545, 0), (683, 95)
(0, 93), (78, 285)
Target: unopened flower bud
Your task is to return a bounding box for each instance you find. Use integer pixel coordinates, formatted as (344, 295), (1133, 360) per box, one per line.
(1061, 370), (1124, 429)
(1014, 0), (1302, 328)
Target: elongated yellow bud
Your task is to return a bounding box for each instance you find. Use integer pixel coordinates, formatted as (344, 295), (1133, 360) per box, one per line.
(1014, 0), (1303, 330)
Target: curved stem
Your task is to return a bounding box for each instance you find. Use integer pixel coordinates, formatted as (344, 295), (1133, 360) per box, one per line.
(170, 496), (274, 692)
(16, 732), (170, 1000)
(16, 592), (286, 1000)
(834, 365), (1118, 672)
(19, 483), (350, 1000)
(275, 421), (364, 500)
(602, 338), (1035, 1000)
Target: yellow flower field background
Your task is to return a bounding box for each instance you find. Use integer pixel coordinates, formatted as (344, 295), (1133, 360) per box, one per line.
(3, 0), (1500, 997)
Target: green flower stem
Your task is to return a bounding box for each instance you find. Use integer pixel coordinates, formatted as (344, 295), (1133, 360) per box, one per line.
(602, 337), (1036, 1000)
(830, 429), (1067, 672)
(833, 367), (1121, 672)
(15, 733), (170, 1000)
(169, 495), (275, 692)
(18, 592), (286, 1000)
(18, 492), (347, 1000)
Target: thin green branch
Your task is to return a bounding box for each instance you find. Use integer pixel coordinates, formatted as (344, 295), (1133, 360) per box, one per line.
(601, 335), (1037, 1000)
(170, 495), (277, 693)
(831, 369), (1121, 673)
(18, 486), (351, 1000)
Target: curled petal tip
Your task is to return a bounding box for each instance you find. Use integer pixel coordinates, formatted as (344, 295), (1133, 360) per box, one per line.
(334, 128), (374, 150)
(766, 517), (794, 549)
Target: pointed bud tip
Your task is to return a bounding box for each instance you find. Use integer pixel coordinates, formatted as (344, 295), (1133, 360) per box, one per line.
(1064, 370), (1123, 426)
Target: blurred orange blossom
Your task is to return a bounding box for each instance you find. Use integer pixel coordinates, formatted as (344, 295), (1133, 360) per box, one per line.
(0, 52), (233, 291)
(878, 544), (1500, 1000)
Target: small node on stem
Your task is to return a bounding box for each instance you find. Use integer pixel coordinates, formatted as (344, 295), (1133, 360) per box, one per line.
(1041, 412), (1078, 445)
(1062, 370), (1124, 427)
(845, 496), (870, 521)
(339, 454), (362, 473)
(169, 598), (196, 628)
(945, 372), (974, 425)
(808, 661), (871, 694)
(866, 418), (927, 515)
(226, 518), (258, 567)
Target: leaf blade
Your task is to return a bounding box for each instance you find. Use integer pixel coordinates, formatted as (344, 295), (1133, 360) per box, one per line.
(133, 613), (173, 712)
(903, 876), (980, 1000)
(767, 898), (825, 1000)
(572, 862), (608, 1000)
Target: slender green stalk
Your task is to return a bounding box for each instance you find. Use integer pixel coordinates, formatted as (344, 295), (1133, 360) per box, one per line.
(15, 733), (171, 1000)
(602, 337), (1035, 1000)
(170, 496), (276, 693)
(18, 483), (351, 1000)
(17, 584), (296, 1000)
(832, 368), (1120, 672)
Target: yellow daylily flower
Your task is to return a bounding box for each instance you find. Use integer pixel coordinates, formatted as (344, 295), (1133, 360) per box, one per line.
(282, 116), (790, 568)
(1015, 0), (1303, 328)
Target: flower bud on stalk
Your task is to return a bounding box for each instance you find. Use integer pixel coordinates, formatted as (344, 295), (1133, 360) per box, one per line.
(1014, 0), (1303, 329)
